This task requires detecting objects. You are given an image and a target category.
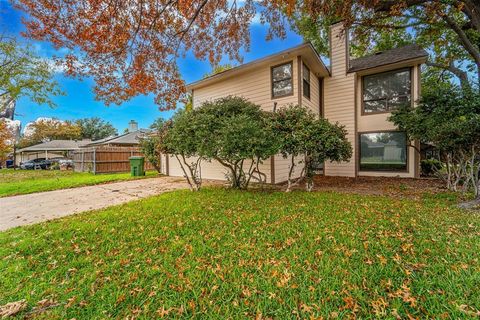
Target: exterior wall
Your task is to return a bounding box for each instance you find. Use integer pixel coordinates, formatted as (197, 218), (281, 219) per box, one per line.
(193, 56), (299, 111)
(273, 154), (304, 184)
(170, 55), (301, 183)
(356, 64), (421, 178)
(167, 155), (272, 183)
(323, 23), (356, 177)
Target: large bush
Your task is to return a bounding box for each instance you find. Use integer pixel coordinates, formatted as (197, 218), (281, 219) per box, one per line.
(158, 98), (352, 192)
(159, 110), (204, 191)
(273, 105), (352, 191)
(194, 96), (279, 189)
(390, 85), (480, 199)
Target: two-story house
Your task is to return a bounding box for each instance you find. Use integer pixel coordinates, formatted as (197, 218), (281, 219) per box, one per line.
(161, 22), (428, 183)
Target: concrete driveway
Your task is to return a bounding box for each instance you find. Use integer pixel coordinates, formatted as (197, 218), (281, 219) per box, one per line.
(0, 177), (189, 231)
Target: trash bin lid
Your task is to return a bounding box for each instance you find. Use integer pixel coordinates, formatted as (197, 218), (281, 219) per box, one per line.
(129, 156), (144, 160)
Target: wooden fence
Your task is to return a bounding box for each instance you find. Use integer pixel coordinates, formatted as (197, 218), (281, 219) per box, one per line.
(73, 147), (156, 174)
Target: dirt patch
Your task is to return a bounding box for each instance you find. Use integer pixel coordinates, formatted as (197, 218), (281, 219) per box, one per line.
(283, 175), (446, 198)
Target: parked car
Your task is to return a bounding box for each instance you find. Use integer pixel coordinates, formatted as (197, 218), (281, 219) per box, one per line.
(49, 158), (74, 170)
(19, 158), (51, 170)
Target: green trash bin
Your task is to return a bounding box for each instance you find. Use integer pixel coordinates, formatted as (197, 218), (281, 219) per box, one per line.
(129, 156), (145, 176)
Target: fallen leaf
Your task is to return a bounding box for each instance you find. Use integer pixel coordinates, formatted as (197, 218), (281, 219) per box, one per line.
(0, 300), (27, 318)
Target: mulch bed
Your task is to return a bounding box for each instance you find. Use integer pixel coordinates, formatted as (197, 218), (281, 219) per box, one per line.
(286, 175), (447, 198)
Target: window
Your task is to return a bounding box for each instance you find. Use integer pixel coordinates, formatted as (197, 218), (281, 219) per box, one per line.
(360, 132), (407, 171)
(303, 63), (311, 99)
(271, 62), (293, 98)
(363, 69), (411, 114)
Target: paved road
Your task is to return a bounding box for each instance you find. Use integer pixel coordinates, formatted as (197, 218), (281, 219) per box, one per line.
(0, 177), (189, 231)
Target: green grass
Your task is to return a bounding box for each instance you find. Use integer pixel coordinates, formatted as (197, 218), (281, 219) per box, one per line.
(1, 188), (479, 318)
(0, 169), (159, 197)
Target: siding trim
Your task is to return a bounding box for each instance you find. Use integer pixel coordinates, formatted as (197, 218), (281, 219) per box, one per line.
(354, 74), (358, 177)
(297, 56), (302, 106)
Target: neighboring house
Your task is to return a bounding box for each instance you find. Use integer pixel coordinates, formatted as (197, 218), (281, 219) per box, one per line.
(15, 139), (91, 165)
(163, 23), (427, 182)
(82, 130), (148, 148)
(74, 122), (154, 173)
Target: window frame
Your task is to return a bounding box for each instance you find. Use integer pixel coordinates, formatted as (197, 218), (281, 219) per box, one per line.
(271, 61), (294, 99)
(361, 67), (413, 116)
(302, 63), (311, 100)
(358, 130), (409, 173)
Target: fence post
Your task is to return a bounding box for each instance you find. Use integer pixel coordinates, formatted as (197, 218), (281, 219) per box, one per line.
(93, 148), (96, 175)
(81, 151), (85, 172)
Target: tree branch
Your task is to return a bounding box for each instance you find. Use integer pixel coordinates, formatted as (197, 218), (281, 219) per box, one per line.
(426, 61), (471, 90)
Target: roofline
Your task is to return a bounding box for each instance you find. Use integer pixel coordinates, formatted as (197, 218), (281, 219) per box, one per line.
(16, 147), (84, 153)
(186, 42), (329, 90)
(348, 54), (428, 74)
(83, 129), (147, 146)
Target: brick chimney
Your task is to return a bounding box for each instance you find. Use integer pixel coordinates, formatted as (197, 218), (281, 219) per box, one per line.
(128, 120), (138, 132)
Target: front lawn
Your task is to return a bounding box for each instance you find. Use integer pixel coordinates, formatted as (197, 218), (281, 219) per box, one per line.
(0, 169), (159, 197)
(1, 188), (478, 318)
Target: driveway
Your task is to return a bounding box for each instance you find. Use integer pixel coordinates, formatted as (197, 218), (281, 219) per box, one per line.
(0, 177), (189, 231)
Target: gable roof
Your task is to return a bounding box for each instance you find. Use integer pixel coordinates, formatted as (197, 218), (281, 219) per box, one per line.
(348, 44), (428, 73)
(186, 43), (330, 91)
(16, 139), (91, 153)
(84, 130), (149, 147)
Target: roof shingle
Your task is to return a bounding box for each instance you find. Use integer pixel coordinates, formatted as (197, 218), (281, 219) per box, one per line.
(348, 44), (428, 73)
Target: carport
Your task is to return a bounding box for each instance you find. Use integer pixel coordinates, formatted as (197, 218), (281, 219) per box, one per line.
(15, 139), (91, 166)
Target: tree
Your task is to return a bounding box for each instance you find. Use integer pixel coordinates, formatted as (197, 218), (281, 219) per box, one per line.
(390, 85), (480, 199)
(140, 135), (162, 174)
(194, 96), (279, 189)
(18, 119), (82, 148)
(139, 118), (165, 174)
(17, 0), (479, 107)
(285, 1), (480, 89)
(0, 37), (63, 112)
(75, 118), (117, 141)
(160, 111), (203, 191)
(273, 105), (352, 192)
(149, 117), (166, 132)
(0, 119), (14, 164)
(16, 0), (256, 110)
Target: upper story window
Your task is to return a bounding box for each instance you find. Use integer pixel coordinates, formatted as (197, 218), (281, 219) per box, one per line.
(363, 68), (411, 114)
(271, 62), (293, 98)
(303, 63), (311, 99)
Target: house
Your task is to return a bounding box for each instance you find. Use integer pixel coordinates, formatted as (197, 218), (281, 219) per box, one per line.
(15, 139), (91, 165)
(81, 121), (148, 148)
(162, 22), (427, 183)
(73, 121), (155, 173)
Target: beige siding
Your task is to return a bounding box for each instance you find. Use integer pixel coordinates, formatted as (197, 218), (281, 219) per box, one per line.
(168, 155), (272, 183)
(193, 57), (298, 111)
(171, 56), (300, 182)
(323, 23), (356, 177)
(274, 154), (304, 183)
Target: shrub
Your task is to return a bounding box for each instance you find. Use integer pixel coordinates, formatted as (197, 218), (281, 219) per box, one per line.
(390, 85), (480, 198)
(421, 159), (442, 176)
(160, 110), (203, 191)
(140, 135), (162, 173)
(194, 96), (279, 189)
(273, 105), (352, 191)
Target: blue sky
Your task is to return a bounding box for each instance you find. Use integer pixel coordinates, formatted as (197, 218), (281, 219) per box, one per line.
(0, 1), (304, 132)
